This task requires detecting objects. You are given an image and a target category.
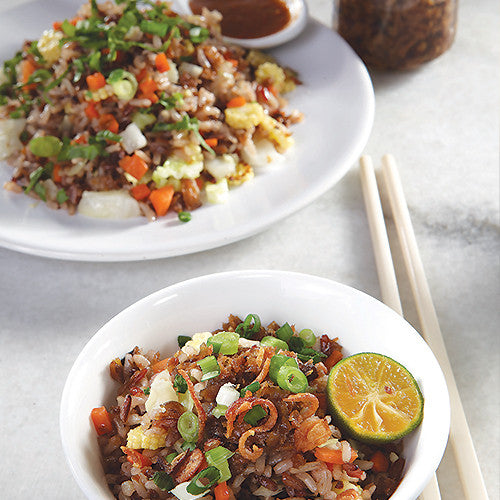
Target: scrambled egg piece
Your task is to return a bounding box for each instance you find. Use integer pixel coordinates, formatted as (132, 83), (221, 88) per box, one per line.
(228, 162), (254, 187)
(260, 115), (294, 151)
(246, 50), (275, 68)
(145, 369), (178, 413)
(37, 29), (63, 64)
(85, 85), (114, 102)
(126, 426), (166, 450)
(255, 62), (286, 93)
(224, 102), (265, 130)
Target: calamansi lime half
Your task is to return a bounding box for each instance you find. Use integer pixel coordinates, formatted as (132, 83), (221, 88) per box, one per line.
(326, 352), (424, 444)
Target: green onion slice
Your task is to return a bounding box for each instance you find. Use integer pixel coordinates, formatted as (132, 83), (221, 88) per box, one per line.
(106, 69), (138, 100)
(288, 336), (306, 353)
(212, 404), (228, 418)
(166, 452), (178, 463)
(243, 404), (267, 426)
(276, 366), (308, 394)
(260, 336), (288, 351)
(298, 328), (316, 347)
(275, 322), (294, 342)
(178, 211), (191, 223)
(205, 446), (234, 483)
(197, 355), (220, 381)
(207, 332), (239, 355)
(235, 313), (261, 339)
(240, 380), (260, 397)
(177, 411), (199, 443)
(152, 471), (174, 491)
(186, 466), (221, 495)
(177, 335), (191, 348)
(28, 136), (62, 157)
(269, 354), (298, 383)
(174, 374), (188, 394)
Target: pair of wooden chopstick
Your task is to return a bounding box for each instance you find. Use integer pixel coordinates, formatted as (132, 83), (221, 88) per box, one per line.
(359, 154), (489, 500)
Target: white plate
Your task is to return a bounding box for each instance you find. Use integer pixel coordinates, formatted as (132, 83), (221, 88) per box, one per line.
(60, 270), (450, 500)
(0, 2), (374, 261)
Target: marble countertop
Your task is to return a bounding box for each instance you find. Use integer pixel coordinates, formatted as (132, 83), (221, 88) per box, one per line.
(0, 0), (498, 499)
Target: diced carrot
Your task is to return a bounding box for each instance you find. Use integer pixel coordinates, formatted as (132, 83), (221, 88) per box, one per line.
(98, 113), (119, 134)
(226, 58), (239, 68)
(21, 59), (37, 90)
(324, 349), (343, 370)
(53, 164), (62, 183)
(123, 448), (152, 468)
(205, 137), (218, 148)
(85, 102), (100, 120)
(370, 450), (389, 473)
(70, 16), (82, 26)
(150, 357), (172, 374)
(138, 77), (159, 103)
(314, 446), (358, 465)
(53, 21), (63, 31)
(136, 67), (149, 82)
(214, 481), (231, 500)
(226, 96), (246, 108)
(130, 183), (151, 201)
(86, 72), (106, 91)
(149, 185), (175, 217)
(90, 406), (113, 436)
(155, 52), (170, 73)
(119, 153), (149, 181)
(73, 133), (88, 144)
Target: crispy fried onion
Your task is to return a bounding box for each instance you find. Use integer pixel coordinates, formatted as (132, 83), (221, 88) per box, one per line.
(284, 393), (319, 420)
(238, 429), (263, 461)
(225, 397), (278, 438)
(294, 416), (331, 452)
(177, 369), (206, 442)
(255, 355), (272, 383)
(174, 448), (205, 483)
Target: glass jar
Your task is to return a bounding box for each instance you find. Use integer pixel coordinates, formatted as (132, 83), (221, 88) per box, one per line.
(334, 0), (458, 70)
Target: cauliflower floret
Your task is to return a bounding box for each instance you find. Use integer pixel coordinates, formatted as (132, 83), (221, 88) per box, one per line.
(224, 102), (265, 130)
(205, 178), (229, 204)
(255, 62), (286, 93)
(204, 154), (237, 181)
(0, 118), (27, 160)
(153, 152), (204, 185)
(37, 29), (63, 64)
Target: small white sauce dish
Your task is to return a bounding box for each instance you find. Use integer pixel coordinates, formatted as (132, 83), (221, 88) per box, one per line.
(172, 0), (308, 49)
(60, 270), (450, 500)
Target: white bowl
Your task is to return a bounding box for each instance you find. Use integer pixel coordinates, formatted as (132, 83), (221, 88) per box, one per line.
(172, 0), (308, 49)
(60, 270), (450, 500)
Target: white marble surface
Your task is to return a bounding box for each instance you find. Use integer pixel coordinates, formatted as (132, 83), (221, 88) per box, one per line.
(0, 0), (498, 499)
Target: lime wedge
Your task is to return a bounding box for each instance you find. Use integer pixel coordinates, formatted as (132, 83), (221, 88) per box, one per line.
(326, 352), (424, 444)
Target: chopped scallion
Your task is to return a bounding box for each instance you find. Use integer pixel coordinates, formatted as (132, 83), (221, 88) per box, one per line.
(275, 322), (293, 342)
(276, 365), (308, 393)
(178, 211), (191, 223)
(298, 328), (316, 347)
(243, 405), (267, 426)
(174, 374), (188, 394)
(235, 313), (261, 339)
(152, 471), (174, 491)
(177, 335), (191, 348)
(177, 411), (199, 443)
(186, 466), (220, 495)
(269, 354), (298, 384)
(207, 332), (239, 355)
(197, 356), (220, 381)
(260, 336), (288, 351)
(212, 404), (228, 418)
(240, 380), (260, 397)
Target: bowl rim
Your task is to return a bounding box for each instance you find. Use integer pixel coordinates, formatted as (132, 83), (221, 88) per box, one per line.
(60, 269), (450, 499)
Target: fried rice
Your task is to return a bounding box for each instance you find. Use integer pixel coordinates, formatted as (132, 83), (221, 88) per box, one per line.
(0, 0), (302, 220)
(92, 314), (405, 500)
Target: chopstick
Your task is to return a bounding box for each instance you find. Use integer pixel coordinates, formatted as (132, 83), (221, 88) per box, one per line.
(380, 154), (489, 500)
(359, 156), (441, 500)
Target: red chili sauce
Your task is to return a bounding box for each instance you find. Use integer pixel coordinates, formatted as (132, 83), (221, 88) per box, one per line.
(189, 0), (291, 39)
